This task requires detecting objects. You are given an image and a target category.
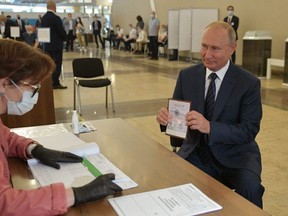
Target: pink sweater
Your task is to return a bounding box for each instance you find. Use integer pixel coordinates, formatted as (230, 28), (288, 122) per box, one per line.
(0, 119), (68, 216)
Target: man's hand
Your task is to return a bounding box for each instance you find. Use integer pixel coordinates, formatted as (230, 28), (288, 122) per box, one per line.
(72, 173), (122, 206)
(186, 110), (210, 134)
(31, 145), (83, 169)
(156, 107), (170, 126)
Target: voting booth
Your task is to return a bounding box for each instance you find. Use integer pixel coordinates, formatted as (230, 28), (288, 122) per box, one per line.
(242, 31), (272, 77)
(283, 38), (288, 85)
(168, 8), (218, 61)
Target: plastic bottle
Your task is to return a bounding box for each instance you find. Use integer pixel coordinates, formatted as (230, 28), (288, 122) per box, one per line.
(72, 110), (79, 134)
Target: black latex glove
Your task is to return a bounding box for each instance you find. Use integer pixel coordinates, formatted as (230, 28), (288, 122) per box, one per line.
(72, 173), (123, 206)
(31, 145), (83, 169)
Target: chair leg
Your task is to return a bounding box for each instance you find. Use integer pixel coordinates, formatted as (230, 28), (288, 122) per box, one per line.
(73, 80), (77, 110)
(77, 85), (82, 115)
(105, 86), (108, 108)
(110, 85), (115, 112)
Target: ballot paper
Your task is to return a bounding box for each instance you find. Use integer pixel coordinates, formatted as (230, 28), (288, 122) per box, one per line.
(166, 99), (191, 139)
(108, 183), (222, 216)
(27, 132), (138, 190)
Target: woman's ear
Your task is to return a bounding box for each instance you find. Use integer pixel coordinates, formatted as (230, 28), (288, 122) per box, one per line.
(0, 78), (7, 93)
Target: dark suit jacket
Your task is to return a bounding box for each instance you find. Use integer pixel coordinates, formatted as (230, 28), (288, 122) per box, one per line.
(173, 63), (262, 177)
(4, 19), (18, 39)
(92, 20), (102, 32)
(41, 11), (66, 52)
(224, 15), (239, 40)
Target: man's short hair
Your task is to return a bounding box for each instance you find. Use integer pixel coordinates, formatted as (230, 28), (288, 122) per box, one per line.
(227, 5), (234, 11)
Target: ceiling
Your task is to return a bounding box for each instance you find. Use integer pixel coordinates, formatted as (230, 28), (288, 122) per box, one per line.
(0, 0), (111, 6)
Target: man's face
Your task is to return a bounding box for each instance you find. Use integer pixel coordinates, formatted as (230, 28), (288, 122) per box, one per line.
(200, 26), (236, 71)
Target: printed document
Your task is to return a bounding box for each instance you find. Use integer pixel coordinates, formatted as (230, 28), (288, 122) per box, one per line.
(27, 132), (138, 190)
(108, 183), (222, 216)
(166, 99), (191, 139)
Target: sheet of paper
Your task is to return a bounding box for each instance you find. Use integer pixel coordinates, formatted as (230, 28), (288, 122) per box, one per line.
(37, 27), (50, 42)
(27, 133), (137, 190)
(10, 26), (20, 38)
(109, 183), (222, 216)
(11, 123), (68, 138)
(166, 99), (191, 138)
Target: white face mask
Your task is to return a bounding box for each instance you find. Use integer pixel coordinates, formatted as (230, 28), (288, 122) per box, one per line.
(5, 81), (39, 115)
(227, 10), (234, 16)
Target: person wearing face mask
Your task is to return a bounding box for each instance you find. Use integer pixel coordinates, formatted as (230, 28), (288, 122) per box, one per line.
(92, 15), (105, 49)
(0, 39), (122, 215)
(75, 17), (86, 51)
(223, 5), (239, 63)
(113, 24), (124, 49)
(23, 25), (39, 48)
(148, 11), (160, 60)
(124, 24), (137, 52)
(133, 26), (148, 54)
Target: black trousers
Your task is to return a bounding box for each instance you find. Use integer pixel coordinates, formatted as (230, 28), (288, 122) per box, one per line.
(186, 149), (265, 208)
(148, 36), (158, 58)
(124, 39), (135, 51)
(93, 30), (104, 48)
(66, 30), (74, 51)
(46, 50), (63, 86)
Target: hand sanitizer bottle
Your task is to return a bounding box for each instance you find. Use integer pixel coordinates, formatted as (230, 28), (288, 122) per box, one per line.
(72, 110), (79, 134)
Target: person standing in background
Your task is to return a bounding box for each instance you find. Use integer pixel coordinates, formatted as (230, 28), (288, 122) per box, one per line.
(35, 14), (42, 29)
(16, 14), (26, 41)
(92, 15), (104, 49)
(64, 13), (76, 52)
(136, 15), (144, 30)
(41, 0), (67, 89)
(148, 11), (160, 60)
(75, 17), (86, 51)
(223, 5), (239, 63)
(0, 15), (17, 39)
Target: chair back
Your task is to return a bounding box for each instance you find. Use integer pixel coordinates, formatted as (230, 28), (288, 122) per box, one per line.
(72, 58), (105, 78)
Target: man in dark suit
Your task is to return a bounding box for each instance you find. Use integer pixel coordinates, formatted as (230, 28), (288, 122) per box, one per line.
(16, 14), (26, 41)
(156, 21), (264, 208)
(223, 5), (239, 63)
(41, 0), (67, 89)
(0, 15), (18, 39)
(92, 15), (104, 49)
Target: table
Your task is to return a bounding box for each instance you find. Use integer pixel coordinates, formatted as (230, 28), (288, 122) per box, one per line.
(8, 118), (269, 216)
(266, 58), (284, 79)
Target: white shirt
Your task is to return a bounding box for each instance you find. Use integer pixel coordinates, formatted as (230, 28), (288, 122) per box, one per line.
(205, 60), (230, 100)
(128, 28), (137, 40)
(136, 30), (147, 43)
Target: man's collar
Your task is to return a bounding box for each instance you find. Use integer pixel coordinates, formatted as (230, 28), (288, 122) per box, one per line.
(47, 9), (56, 14)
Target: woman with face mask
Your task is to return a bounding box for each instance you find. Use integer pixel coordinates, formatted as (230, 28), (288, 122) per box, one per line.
(0, 39), (122, 215)
(75, 17), (86, 51)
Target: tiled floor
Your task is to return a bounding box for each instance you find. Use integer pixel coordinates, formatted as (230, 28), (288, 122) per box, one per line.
(54, 44), (288, 215)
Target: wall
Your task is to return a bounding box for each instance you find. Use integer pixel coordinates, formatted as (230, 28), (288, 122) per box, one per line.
(112, 0), (288, 65)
